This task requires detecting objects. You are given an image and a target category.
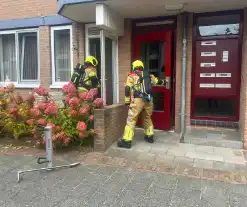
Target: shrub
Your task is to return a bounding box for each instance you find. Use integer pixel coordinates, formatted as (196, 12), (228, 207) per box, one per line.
(0, 82), (104, 149)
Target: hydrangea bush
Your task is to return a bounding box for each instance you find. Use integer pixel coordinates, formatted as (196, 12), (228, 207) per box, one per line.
(0, 82), (104, 148)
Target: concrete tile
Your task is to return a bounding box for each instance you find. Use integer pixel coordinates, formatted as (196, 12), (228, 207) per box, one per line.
(167, 148), (186, 157)
(224, 157), (245, 165)
(185, 151), (224, 162)
(213, 161), (236, 172)
(173, 156), (194, 167)
(154, 155), (174, 165)
(135, 153), (156, 163)
(150, 144), (169, 155)
(193, 159), (214, 169)
(177, 143), (196, 151)
(196, 146), (214, 153)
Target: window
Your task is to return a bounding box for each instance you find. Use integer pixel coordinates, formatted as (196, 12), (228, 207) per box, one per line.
(51, 25), (72, 87)
(0, 29), (39, 86)
(85, 24), (119, 105)
(196, 14), (240, 37)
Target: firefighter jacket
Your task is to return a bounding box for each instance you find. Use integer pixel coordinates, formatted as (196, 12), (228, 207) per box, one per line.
(124, 70), (165, 104)
(71, 63), (100, 91)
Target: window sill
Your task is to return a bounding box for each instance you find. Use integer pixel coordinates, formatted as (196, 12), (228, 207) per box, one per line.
(50, 83), (68, 89)
(0, 83), (40, 89)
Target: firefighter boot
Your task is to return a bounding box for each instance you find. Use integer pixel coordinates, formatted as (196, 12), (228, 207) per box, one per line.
(117, 139), (132, 149)
(144, 135), (154, 143)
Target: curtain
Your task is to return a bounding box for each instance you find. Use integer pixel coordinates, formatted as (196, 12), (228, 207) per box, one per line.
(54, 29), (71, 82)
(19, 33), (38, 81)
(0, 34), (16, 82)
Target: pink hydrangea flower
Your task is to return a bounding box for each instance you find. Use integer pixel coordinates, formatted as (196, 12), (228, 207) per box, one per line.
(89, 88), (98, 97)
(71, 109), (78, 117)
(7, 83), (15, 92)
(79, 132), (87, 138)
(93, 98), (104, 109)
(79, 92), (88, 101)
(55, 125), (61, 132)
(85, 93), (94, 101)
(37, 118), (47, 126)
(46, 122), (55, 129)
(0, 87), (5, 95)
(26, 119), (35, 125)
(34, 88), (49, 96)
(30, 108), (41, 117)
(38, 102), (47, 111)
(55, 131), (66, 140)
(69, 97), (80, 108)
(77, 121), (87, 132)
(89, 115), (94, 121)
(44, 104), (58, 116)
(79, 104), (90, 116)
(63, 137), (71, 145)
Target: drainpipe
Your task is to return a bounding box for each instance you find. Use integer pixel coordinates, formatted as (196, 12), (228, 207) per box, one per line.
(180, 12), (189, 141)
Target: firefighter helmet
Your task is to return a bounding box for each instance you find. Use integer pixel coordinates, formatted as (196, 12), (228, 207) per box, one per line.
(85, 56), (98, 67)
(132, 60), (144, 71)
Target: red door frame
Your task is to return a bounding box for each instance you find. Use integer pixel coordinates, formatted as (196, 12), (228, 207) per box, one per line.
(191, 10), (244, 122)
(133, 30), (172, 130)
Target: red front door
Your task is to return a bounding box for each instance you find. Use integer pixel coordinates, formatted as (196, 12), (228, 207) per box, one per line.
(134, 30), (172, 130)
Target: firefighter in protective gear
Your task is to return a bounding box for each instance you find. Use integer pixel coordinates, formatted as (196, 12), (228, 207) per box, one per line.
(117, 60), (165, 149)
(70, 56), (100, 92)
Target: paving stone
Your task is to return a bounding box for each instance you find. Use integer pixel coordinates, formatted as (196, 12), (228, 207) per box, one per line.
(224, 156), (245, 165)
(167, 148), (187, 156)
(135, 152), (156, 163)
(193, 159), (214, 169)
(213, 161), (236, 172)
(172, 156), (194, 167)
(185, 151), (224, 162)
(154, 154), (174, 165)
(195, 145), (214, 153)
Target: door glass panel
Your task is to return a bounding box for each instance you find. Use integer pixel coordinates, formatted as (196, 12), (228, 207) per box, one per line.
(196, 14), (240, 37)
(105, 37), (113, 105)
(140, 41), (165, 79)
(89, 38), (101, 97)
(152, 92), (164, 111)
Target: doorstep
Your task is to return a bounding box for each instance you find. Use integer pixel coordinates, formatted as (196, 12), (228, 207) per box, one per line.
(103, 129), (247, 174)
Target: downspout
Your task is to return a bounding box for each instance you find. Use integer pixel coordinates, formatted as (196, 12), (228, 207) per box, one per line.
(180, 12), (189, 141)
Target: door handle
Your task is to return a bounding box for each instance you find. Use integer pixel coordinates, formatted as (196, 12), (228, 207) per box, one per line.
(165, 77), (171, 89)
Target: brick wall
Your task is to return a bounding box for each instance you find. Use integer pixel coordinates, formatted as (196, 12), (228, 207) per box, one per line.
(240, 8), (247, 149)
(118, 19), (132, 103)
(174, 13), (193, 133)
(0, 0), (57, 20)
(94, 104), (128, 151)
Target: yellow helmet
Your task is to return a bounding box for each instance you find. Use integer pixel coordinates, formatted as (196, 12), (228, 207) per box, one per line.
(132, 60), (144, 71)
(85, 56), (98, 67)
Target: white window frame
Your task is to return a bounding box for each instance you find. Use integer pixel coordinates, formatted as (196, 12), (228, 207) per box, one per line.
(85, 23), (119, 104)
(0, 28), (40, 88)
(50, 25), (73, 88)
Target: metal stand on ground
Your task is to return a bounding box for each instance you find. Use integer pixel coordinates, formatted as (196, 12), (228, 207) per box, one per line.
(17, 126), (80, 182)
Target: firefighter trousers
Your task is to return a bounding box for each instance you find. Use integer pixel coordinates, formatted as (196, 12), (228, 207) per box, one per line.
(123, 98), (154, 142)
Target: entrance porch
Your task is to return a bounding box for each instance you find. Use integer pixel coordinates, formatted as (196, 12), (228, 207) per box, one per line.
(57, 0), (247, 150)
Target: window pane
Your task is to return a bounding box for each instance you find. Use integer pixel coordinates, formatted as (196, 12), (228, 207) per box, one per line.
(19, 32), (38, 81)
(54, 29), (71, 82)
(196, 14), (240, 37)
(194, 98), (236, 118)
(89, 38), (101, 97)
(105, 37), (113, 105)
(0, 34), (16, 82)
(140, 40), (165, 79)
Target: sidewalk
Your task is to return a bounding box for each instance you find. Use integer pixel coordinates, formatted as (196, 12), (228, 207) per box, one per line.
(80, 129), (247, 184)
(0, 155), (247, 206)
